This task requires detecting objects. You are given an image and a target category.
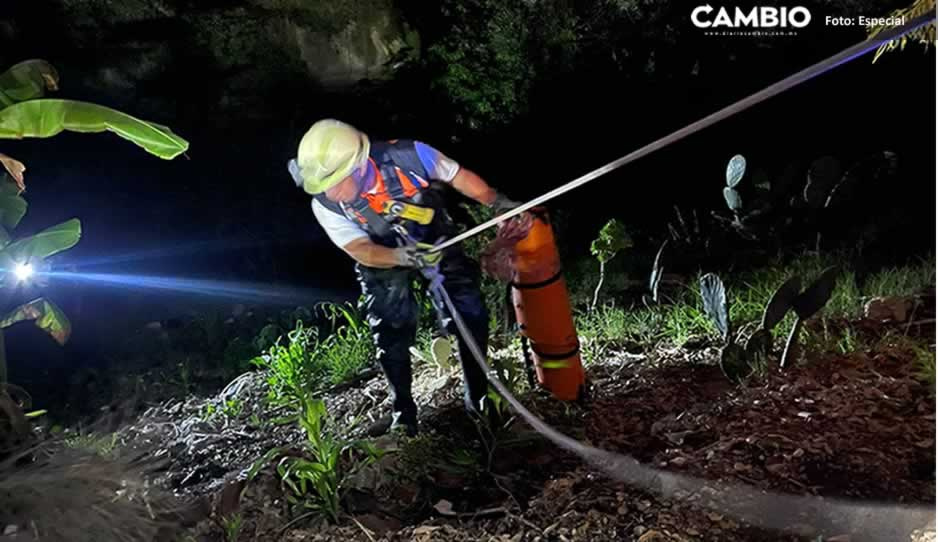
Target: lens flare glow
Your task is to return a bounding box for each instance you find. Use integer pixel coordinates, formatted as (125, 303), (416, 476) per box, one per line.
(13, 262), (34, 281)
(46, 271), (345, 305)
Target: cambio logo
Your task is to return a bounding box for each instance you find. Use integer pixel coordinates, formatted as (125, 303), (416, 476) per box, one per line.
(692, 5), (812, 28)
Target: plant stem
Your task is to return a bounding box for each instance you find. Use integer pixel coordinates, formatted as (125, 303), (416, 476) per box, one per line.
(780, 317), (803, 369)
(591, 260), (606, 312)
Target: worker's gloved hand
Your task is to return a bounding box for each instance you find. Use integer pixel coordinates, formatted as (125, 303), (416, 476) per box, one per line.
(393, 243), (443, 269)
(490, 191), (521, 214)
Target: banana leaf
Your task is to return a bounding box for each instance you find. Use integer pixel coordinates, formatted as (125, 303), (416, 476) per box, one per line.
(0, 153), (26, 192)
(0, 174), (27, 230)
(0, 218), (80, 263)
(0, 297), (71, 344)
(0, 60), (59, 107)
(0, 99), (189, 159)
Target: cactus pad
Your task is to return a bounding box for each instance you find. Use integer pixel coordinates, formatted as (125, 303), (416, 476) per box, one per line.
(792, 266), (839, 320)
(719, 342), (749, 382)
(762, 275), (802, 330)
(726, 154), (746, 188)
(723, 187), (743, 212)
(700, 273), (730, 342)
(744, 327), (772, 366)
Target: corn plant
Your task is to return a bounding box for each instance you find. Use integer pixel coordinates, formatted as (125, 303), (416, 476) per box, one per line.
(250, 321), (322, 410)
(220, 513), (243, 542)
(274, 396), (382, 523)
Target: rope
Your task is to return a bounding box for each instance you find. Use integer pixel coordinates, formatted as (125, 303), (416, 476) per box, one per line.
(417, 14), (936, 537)
(429, 12), (936, 254)
(432, 280), (934, 540)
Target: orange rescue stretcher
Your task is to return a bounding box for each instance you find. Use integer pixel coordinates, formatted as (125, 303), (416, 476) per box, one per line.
(509, 208), (586, 401)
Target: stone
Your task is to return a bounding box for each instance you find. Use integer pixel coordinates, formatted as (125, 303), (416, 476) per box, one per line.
(863, 296), (914, 323)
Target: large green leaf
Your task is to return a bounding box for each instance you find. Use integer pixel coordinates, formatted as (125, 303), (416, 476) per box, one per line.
(0, 174), (27, 231)
(0, 297), (71, 345)
(0, 60), (59, 107)
(0, 99), (189, 159)
(1, 218), (81, 263)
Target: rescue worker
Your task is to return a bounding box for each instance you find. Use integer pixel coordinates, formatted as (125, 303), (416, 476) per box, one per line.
(288, 118), (525, 436)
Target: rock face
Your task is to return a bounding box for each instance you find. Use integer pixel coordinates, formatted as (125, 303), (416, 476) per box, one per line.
(6, 0), (415, 121)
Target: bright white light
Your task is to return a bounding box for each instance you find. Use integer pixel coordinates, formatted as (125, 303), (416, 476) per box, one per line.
(14, 262), (33, 282)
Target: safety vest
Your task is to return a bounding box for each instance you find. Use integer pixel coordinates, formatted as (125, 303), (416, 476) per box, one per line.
(314, 139), (434, 245)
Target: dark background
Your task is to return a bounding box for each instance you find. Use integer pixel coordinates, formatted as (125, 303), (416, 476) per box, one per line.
(0, 0), (934, 409)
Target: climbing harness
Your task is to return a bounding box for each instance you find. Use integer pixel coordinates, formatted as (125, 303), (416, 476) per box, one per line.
(383, 200), (435, 225)
(429, 12), (937, 254)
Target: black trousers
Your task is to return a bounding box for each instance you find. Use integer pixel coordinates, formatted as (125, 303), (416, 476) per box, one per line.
(355, 246), (490, 424)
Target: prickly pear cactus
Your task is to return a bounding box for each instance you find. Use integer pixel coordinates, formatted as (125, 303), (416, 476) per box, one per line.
(720, 342), (749, 382)
(726, 154), (746, 188)
(792, 266), (839, 320)
(780, 266), (840, 369)
(762, 275), (801, 330)
(723, 186), (743, 213)
(700, 273), (730, 342)
(744, 327), (772, 369)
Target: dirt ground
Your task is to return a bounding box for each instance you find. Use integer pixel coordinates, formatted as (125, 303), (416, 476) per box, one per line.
(103, 316), (936, 542)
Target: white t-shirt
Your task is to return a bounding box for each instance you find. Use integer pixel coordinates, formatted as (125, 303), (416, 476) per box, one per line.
(312, 141), (461, 248)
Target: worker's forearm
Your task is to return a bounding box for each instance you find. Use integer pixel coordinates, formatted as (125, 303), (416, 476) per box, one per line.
(450, 167), (497, 206)
(343, 239), (402, 268)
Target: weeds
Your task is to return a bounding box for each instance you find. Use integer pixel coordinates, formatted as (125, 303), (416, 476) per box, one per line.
(568, 251), (934, 365)
(63, 432), (119, 459)
(315, 302), (374, 385)
(912, 344), (936, 395)
(662, 295), (713, 346)
(251, 300), (375, 408)
(862, 254), (935, 300)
